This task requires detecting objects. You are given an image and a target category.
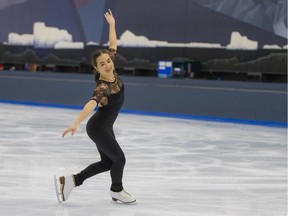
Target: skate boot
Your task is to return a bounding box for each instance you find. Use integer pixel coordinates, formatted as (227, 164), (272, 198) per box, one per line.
(110, 189), (136, 203)
(54, 175), (75, 202)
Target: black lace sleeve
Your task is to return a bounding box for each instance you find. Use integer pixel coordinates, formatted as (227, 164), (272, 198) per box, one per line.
(90, 82), (110, 106)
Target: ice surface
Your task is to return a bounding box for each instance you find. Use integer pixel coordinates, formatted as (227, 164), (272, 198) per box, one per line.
(0, 103), (286, 216)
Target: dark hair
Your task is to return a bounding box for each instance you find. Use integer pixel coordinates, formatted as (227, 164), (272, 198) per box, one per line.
(91, 49), (110, 82)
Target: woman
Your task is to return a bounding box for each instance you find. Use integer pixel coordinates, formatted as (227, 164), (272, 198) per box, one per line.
(54, 9), (136, 204)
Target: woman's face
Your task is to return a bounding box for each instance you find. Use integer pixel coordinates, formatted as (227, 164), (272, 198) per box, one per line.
(94, 53), (114, 76)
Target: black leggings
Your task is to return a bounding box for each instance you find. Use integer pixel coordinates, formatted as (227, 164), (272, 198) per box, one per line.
(74, 111), (125, 192)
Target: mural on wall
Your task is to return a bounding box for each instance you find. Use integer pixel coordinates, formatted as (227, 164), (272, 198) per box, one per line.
(194, 0), (287, 38)
(0, 0), (287, 50)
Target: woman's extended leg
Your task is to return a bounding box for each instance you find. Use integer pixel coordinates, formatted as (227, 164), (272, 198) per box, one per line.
(74, 147), (113, 186)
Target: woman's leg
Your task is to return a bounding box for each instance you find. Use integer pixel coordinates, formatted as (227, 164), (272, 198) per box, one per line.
(84, 112), (126, 192)
(96, 130), (126, 192)
(74, 147), (112, 186)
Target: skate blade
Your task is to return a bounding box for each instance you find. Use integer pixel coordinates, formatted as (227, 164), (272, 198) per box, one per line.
(111, 197), (136, 204)
(54, 175), (63, 203)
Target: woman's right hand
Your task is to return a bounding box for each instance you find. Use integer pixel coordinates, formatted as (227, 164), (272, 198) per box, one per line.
(62, 125), (78, 138)
(61, 100), (97, 138)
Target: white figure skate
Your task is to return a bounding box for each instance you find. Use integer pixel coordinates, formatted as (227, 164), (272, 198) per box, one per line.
(110, 189), (136, 204)
(54, 175), (75, 203)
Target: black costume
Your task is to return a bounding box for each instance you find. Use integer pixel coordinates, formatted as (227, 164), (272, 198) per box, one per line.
(74, 49), (125, 192)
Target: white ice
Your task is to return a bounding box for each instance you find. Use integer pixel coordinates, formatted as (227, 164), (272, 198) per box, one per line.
(0, 103), (286, 216)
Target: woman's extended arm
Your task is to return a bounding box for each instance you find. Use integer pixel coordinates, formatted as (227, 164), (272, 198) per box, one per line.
(62, 100), (97, 138)
(104, 9), (117, 50)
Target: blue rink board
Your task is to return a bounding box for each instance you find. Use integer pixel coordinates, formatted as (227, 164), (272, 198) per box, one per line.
(0, 99), (286, 128)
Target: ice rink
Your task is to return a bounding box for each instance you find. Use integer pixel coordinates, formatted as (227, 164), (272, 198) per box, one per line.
(0, 103), (286, 216)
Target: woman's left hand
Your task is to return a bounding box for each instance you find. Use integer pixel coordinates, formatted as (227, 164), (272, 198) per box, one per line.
(104, 9), (115, 24)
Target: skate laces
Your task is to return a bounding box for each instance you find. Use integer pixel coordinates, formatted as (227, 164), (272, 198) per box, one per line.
(121, 189), (132, 198)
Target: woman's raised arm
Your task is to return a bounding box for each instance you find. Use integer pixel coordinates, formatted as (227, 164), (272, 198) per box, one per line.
(104, 9), (117, 50)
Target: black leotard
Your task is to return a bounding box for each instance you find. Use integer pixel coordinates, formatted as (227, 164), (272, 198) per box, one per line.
(74, 49), (126, 192)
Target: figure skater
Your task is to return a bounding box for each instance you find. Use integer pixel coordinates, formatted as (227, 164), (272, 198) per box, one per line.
(54, 9), (136, 204)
